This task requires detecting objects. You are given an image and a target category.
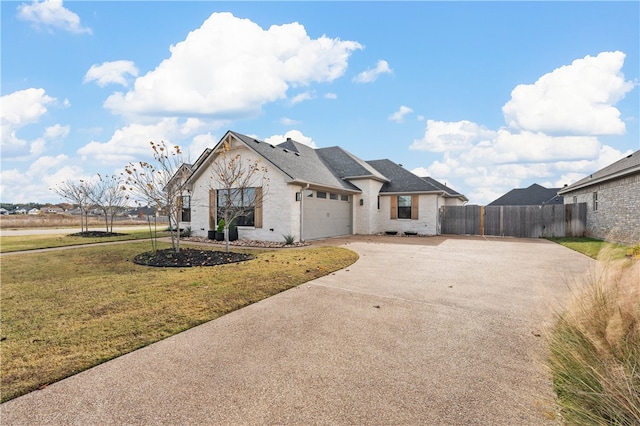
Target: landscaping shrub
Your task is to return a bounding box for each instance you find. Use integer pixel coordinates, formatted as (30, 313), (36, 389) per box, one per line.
(547, 249), (640, 424)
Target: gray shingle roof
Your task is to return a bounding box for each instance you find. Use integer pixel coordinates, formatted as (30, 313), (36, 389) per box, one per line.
(316, 146), (388, 181)
(366, 159), (453, 194)
(421, 176), (466, 199)
(488, 183), (563, 206)
(231, 132), (360, 191)
(190, 131), (467, 200)
(558, 149), (640, 194)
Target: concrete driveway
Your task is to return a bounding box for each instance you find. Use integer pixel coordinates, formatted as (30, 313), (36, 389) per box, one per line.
(1, 236), (593, 425)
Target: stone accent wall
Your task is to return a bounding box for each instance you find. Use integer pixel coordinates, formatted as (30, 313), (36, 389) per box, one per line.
(563, 173), (640, 245)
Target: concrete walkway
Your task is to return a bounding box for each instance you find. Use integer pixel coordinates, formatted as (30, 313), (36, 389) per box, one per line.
(0, 236), (592, 425)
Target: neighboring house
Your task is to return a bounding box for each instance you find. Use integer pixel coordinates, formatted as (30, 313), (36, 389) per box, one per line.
(0, 208), (8, 215)
(13, 208), (27, 215)
(41, 207), (64, 214)
(27, 208), (40, 215)
(558, 149), (640, 245)
(181, 130), (467, 242)
(487, 183), (563, 206)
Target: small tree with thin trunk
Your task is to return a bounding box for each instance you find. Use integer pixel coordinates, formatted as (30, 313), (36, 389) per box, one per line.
(50, 179), (93, 233)
(209, 141), (269, 253)
(123, 141), (188, 254)
(87, 174), (129, 233)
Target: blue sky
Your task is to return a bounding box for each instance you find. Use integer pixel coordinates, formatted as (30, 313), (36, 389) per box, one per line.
(2, 1), (638, 205)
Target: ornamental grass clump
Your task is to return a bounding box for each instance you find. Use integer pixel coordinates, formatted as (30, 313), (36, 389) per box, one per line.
(547, 246), (640, 425)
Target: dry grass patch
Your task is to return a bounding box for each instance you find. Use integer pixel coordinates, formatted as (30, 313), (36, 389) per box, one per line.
(0, 215), (144, 229)
(0, 242), (358, 402)
(547, 248), (640, 424)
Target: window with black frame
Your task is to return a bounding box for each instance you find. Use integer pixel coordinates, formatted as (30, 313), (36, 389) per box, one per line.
(217, 188), (256, 226)
(397, 195), (412, 219)
(181, 195), (191, 222)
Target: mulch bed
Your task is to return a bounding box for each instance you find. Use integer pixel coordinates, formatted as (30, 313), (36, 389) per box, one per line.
(133, 248), (254, 267)
(68, 231), (126, 237)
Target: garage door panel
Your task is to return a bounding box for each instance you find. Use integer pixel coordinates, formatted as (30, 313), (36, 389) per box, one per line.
(303, 196), (352, 240)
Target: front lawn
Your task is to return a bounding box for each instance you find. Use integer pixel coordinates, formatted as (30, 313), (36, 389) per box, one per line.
(0, 230), (169, 253)
(0, 242), (359, 402)
(547, 237), (635, 260)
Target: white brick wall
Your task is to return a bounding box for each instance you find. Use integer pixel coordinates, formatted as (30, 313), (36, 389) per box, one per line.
(376, 194), (441, 235)
(187, 146), (296, 243)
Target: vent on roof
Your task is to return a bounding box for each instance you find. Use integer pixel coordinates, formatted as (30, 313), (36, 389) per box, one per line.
(283, 149), (289, 153)
(253, 139), (260, 143)
(294, 152), (300, 156)
(270, 144), (275, 148)
(287, 137), (292, 141)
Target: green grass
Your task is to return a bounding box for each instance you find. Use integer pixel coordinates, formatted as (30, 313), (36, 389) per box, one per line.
(546, 250), (640, 424)
(0, 242), (359, 402)
(0, 230), (170, 253)
(547, 237), (634, 260)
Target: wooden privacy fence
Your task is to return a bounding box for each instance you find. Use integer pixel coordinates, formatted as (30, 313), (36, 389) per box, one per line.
(440, 203), (586, 238)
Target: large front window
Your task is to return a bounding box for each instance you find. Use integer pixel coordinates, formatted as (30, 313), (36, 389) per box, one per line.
(397, 195), (412, 219)
(217, 188), (256, 226)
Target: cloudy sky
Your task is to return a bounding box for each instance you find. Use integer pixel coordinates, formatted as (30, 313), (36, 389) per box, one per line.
(1, 1), (638, 204)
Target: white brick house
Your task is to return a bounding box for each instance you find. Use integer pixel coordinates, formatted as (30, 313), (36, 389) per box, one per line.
(180, 130), (467, 242)
(558, 149), (640, 245)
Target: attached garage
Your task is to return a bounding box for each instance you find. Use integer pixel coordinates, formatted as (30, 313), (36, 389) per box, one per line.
(302, 191), (353, 240)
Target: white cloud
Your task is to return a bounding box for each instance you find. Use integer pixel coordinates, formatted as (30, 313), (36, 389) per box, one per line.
(388, 105), (413, 123)
(324, 92), (337, 100)
(353, 59), (392, 83)
(410, 120), (496, 152)
(44, 123), (70, 139)
(0, 154), (89, 203)
(280, 117), (300, 126)
(77, 118), (183, 165)
(410, 167), (429, 177)
(0, 88), (56, 158)
(17, 0), (92, 34)
(264, 129), (317, 148)
(84, 60), (139, 87)
(503, 51), (634, 136)
(104, 12), (361, 118)
(289, 91), (314, 105)
(188, 133), (218, 161)
(414, 51), (635, 204)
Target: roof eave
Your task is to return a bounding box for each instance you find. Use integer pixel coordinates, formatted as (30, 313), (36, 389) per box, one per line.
(558, 165), (640, 194)
(288, 179), (362, 194)
(344, 174), (390, 183)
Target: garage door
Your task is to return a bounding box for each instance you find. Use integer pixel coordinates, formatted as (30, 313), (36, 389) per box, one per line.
(303, 192), (352, 240)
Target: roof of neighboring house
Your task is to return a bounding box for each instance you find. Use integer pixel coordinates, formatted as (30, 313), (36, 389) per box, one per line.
(488, 183), (563, 206)
(187, 130), (467, 199)
(558, 149), (640, 194)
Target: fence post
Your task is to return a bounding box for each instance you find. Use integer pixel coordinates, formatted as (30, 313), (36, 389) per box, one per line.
(480, 205), (485, 236)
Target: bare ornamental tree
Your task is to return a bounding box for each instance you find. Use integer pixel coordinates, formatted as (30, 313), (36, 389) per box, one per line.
(209, 143), (269, 253)
(50, 179), (94, 233)
(123, 141), (189, 254)
(86, 174), (129, 233)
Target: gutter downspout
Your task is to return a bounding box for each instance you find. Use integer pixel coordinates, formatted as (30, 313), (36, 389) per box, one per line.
(300, 183), (309, 242)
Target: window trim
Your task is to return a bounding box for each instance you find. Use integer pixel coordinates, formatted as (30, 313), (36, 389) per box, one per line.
(215, 187), (260, 227)
(180, 195), (191, 222)
(390, 194), (419, 220)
